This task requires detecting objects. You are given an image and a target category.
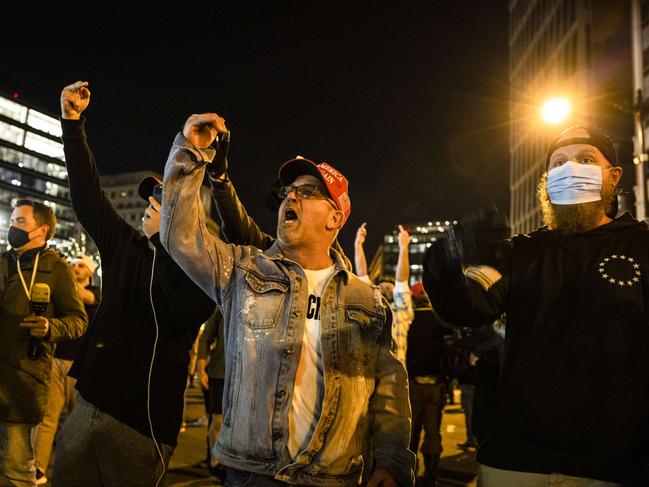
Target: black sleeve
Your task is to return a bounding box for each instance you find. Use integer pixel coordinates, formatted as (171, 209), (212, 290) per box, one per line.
(208, 175), (276, 249)
(60, 118), (136, 262)
(150, 233), (216, 328)
(422, 239), (510, 327)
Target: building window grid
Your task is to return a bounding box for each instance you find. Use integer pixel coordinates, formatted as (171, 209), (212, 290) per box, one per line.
(0, 96), (82, 244)
(0, 146), (68, 181)
(510, 0), (578, 82)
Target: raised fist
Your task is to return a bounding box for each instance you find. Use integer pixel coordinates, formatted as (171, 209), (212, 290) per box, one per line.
(61, 81), (91, 120)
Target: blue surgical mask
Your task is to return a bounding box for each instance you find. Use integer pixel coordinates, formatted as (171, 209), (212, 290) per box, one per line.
(546, 161), (606, 205)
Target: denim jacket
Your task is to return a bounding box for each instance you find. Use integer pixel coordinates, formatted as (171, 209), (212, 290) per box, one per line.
(160, 134), (414, 487)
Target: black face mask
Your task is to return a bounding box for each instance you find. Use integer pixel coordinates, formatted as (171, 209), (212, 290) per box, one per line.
(8, 226), (32, 249)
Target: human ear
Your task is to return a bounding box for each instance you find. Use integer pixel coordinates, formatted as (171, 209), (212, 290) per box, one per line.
(609, 166), (623, 187)
(326, 210), (344, 231)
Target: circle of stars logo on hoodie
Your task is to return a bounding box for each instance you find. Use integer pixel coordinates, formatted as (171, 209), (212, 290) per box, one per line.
(597, 255), (642, 287)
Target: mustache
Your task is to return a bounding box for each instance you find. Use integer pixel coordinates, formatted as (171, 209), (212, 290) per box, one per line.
(538, 173), (618, 235)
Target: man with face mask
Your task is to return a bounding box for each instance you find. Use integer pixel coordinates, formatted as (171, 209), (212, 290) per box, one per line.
(422, 126), (649, 485)
(53, 81), (215, 487)
(0, 200), (88, 486)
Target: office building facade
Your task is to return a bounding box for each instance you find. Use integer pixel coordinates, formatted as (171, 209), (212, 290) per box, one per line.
(0, 92), (77, 245)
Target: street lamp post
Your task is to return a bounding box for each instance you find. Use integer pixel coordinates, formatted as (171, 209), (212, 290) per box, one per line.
(631, 0), (647, 221)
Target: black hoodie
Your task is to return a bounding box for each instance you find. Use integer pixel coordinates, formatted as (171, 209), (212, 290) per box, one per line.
(61, 119), (215, 446)
(423, 214), (649, 483)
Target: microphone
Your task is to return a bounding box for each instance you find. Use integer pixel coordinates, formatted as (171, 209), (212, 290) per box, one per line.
(28, 283), (50, 360)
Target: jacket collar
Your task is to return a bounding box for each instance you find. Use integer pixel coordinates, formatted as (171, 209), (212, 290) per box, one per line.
(264, 241), (351, 285)
(9, 245), (48, 267)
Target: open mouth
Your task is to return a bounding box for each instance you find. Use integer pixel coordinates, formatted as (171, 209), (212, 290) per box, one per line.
(284, 208), (298, 223)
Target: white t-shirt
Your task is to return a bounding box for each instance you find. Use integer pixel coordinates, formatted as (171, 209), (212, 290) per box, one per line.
(288, 264), (335, 458)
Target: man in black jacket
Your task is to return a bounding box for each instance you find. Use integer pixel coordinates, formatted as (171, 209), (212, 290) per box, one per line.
(423, 126), (649, 485)
(52, 81), (215, 487)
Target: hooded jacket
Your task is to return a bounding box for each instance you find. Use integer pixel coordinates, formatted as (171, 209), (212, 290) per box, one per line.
(423, 214), (649, 483)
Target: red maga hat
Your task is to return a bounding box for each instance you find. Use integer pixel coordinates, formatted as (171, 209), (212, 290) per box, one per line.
(278, 157), (351, 225)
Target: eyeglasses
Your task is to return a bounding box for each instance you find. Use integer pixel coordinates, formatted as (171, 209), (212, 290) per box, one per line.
(278, 184), (337, 208)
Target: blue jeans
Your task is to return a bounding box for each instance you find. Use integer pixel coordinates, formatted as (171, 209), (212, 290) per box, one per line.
(0, 422), (38, 487)
(226, 468), (307, 486)
(478, 464), (623, 487)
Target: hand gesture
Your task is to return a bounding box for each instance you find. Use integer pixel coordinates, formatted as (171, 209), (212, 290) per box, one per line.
(20, 316), (50, 338)
(397, 224), (410, 249)
(183, 113), (227, 149)
(366, 467), (398, 487)
(469, 352), (480, 366)
(355, 222), (367, 247)
(61, 81), (91, 119)
(142, 196), (161, 239)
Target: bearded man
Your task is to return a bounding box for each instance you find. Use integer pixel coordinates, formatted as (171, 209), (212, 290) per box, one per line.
(422, 126), (649, 486)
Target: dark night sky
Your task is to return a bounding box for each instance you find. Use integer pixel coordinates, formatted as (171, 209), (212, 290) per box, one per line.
(1, 2), (510, 256)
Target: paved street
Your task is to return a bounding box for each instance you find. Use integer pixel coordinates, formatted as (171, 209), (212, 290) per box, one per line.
(166, 385), (478, 487)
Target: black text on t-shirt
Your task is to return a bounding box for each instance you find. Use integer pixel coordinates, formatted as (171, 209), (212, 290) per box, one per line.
(306, 295), (321, 320)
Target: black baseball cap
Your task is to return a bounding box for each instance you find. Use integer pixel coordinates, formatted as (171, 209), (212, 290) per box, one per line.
(137, 176), (162, 203)
(545, 126), (618, 168)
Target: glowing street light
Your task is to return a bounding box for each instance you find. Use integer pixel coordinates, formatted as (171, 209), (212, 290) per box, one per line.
(540, 97), (571, 124)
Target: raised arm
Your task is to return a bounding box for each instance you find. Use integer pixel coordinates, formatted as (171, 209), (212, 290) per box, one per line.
(354, 222), (369, 278)
(422, 237), (509, 327)
(392, 225), (414, 324)
(208, 174), (276, 250)
(160, 113), (244, 306)
(60, 81), (134, 258)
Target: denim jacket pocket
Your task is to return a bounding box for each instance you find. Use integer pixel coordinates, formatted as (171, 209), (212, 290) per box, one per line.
(344, 307), (384, 365)
(239, 272), (289, 329)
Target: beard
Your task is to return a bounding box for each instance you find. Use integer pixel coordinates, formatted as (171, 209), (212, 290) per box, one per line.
(538, 173), (618, 235)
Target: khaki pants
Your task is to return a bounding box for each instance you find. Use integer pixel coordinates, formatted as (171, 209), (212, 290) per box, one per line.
(0, 422), (38, 487)
(34, 359), (76, 474)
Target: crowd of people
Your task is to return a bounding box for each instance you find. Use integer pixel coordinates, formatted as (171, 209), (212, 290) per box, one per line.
(0, 80), (647, 487)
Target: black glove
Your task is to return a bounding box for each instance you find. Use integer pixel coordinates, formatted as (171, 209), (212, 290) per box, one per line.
(206, 131), (230, 180)
(453, 206), (510, 267)
(265, 179), (283, 212)
(423, 234), (464, 284)
(423, 206), (509, 284)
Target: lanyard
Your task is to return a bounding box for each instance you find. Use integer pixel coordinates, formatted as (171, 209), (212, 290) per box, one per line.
(16, 251), (40, 300)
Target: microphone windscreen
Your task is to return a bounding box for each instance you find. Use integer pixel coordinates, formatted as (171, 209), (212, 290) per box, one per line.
(31, 283), (51, 304)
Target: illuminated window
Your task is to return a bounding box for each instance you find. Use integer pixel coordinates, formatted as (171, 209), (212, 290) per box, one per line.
(0, 96), (27, 123)
(27, 110), (62, 137)
(0, 120), (25, 145)
(0, 146), (67, 179)
(24, 132), (65, 161)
